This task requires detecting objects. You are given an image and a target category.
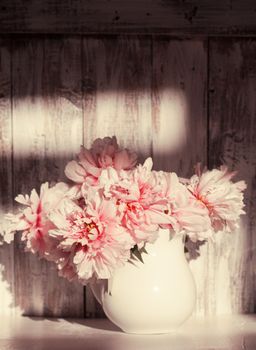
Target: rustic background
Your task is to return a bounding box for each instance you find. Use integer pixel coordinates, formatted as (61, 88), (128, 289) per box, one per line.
(0, 1), (255, 318)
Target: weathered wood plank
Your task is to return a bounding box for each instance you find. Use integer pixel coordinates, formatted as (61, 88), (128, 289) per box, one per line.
(152, 38), (209, 316)
(0, 39), (15, 315)
(1, 1), (256, 35)
(82, 35), (152, 317)
(1, 33), (254, 319)
(208, 38), (256, 313)
(152, 38), (207, 176)
(12, 37), (84, 316)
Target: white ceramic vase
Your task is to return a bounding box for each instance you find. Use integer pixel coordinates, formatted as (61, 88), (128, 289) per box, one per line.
(90, 228), (196, 334)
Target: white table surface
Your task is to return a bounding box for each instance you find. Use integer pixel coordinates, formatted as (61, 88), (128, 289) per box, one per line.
(0, 315), (255, 350)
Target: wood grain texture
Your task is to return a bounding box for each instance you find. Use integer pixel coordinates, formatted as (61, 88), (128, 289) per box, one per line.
(0, 33), (255, 318)
(0, 39), (14, 315)
(82, 35), (152, 316)
(12, 37), (84, 316)
(152, 38), (212, 316)
(208, 38), (256, 313)
(1, 1), (256, 35)
(152, 38), (207, 176)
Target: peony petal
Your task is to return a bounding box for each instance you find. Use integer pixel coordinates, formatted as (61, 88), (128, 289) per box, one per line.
(15, 194), (30, 205)
(64, 160), (86, 183)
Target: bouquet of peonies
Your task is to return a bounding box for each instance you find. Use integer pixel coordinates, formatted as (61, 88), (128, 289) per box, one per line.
(2, 137), (246, 284)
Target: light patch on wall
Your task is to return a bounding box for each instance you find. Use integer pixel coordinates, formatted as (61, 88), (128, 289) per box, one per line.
(13, 96), (82, 158)
(0, 265), (14, 315)
(153, 88), (188, 155)
(83, 90), (152, 158)
(0, 261), (22, 316)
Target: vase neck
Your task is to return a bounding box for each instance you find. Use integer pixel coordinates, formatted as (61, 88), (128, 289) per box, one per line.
(144, 228), (185, 261)
(156, 228), (184, 245)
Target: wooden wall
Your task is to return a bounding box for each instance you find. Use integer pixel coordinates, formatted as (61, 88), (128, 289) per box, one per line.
(1, 1), (256, 35)
(0, 34), (255, 316)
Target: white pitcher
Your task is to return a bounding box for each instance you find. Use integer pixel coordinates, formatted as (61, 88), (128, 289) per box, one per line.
(90, 228), (196, 334)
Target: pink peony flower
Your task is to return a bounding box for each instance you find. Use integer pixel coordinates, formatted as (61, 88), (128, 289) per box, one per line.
(187, 165), (246, 232)
(65, 136), (137, 185)
(1, 134), (247, 285)
(49, 194), (134, 282)
(102, 158), (172, 246)
(151, 170), (211, 238)
(4, 182), (69, 256)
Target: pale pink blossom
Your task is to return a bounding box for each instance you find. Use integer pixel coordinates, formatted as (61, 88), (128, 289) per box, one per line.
(187, 166), (246, 232)
(100, 158), (210, 245)
(1, 134), (248, 285)
(4, 182), (69, 256)
(65, 136), (137, 185)
(151, 171), (211, 238)
(55, 248), (78, 282)
(102, 158), (172, 246)
(49, 194), (134, 282)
